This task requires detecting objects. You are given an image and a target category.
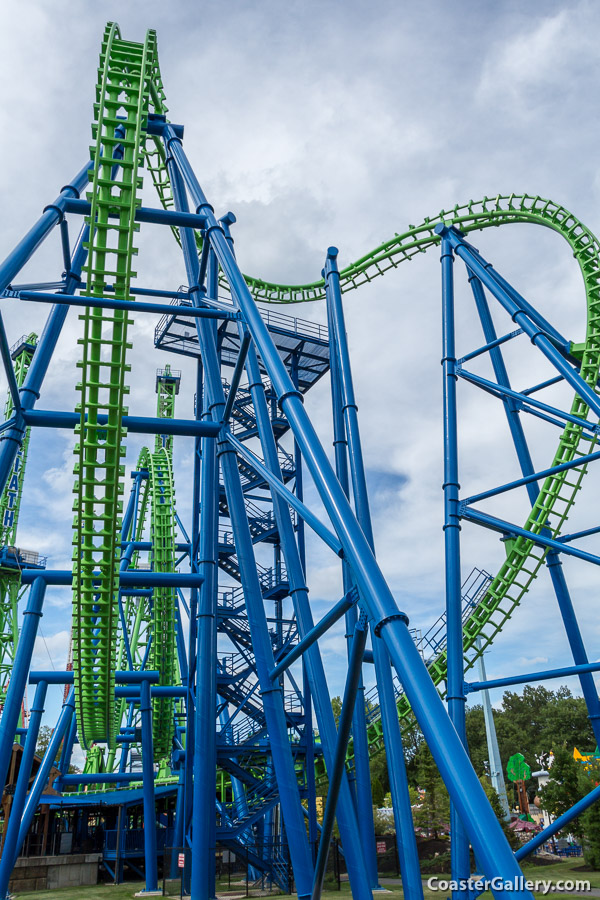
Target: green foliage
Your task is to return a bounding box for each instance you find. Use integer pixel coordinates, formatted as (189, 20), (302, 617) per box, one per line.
(371, 775), (385, 807)
(582, 782), (600, 869)
(493, 685), (592, 775)
(331, 696), (342, 727)
(412, 746), (449, 839)
(506, 752), (531, 783)
(412, 684), (593, 791)
(479, 775), (518, 848)
(369, 747), (390, 796)
(539, 747), (588, 841)
(372, 804), (395, 834)
(35, 725), (80, 774)
(35, 726), (56, 761)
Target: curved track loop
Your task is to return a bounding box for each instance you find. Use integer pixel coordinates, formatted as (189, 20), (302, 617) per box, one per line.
(78, 25), (600, 769)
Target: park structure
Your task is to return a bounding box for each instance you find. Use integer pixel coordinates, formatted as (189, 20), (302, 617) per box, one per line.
(0, 20), (599, 900)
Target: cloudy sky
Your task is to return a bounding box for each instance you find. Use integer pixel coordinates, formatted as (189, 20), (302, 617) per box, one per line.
(2, 0), (600, 748)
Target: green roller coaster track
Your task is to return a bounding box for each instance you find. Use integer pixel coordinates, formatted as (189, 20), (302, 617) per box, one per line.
(148, 369), (179, 758)
(75, 24), (600, 776)
(0, 335), (37, 710)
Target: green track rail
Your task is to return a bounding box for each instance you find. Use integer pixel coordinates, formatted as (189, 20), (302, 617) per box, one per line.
(107, 446), (152, 772)
(75, 25), (600, 774)
(0, 334), (37, 548)
(73, 23), (159, 748)
(148, 446), (177, 757)
(0, 335), (37, 709)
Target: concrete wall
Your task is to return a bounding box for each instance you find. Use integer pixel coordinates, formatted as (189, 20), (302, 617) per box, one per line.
(9, 852), (101, 892)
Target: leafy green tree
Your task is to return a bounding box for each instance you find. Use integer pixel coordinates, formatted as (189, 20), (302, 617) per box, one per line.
(36, 725), (54, 759)
(539, 746), (587, 841)
(479, 775), (518, 848)
(371, 774), (385, 807)
(35, 725), (81, 774)
(582, 777), (600, 869)
(331, 696), (342, 728)
(412, 746), (449, 838)
(495, 686), (593, 773)
(370, 746), (390, 796)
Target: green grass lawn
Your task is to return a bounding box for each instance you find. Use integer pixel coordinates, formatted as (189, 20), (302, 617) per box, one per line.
(12, 859), (600, 899)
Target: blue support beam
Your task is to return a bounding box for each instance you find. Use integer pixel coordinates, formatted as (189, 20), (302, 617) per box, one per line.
(319, 246), (425, 900)
(325, 256), (378, 891)
(239, 324), (373, 899)
(166, 148), (314, 900)
(167, 128), (533, 900)
(465, 660), (600, 694)
(440, 236), (470, 892)
(269, 589), (358, 682)
(8, 287), (239, 320)
(312, 616), (368, 900)
(21, 408), (221, 438)
(0, 578), (46, 795)
(467, 269), (600, 744)
(0, 679), (47, 895)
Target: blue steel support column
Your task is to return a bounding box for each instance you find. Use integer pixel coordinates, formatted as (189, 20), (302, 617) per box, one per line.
(303, 664), (318, 863)
(290, 355), (306, 573)
(312, 616), (368, 900)
(139, 676), (159, 893)
(55, 713), (78, 790)
(440, 225), (600, 420)
(172, 766), (186, 879)
(244, 342), (372, 899)
(0, 577), (46, 794)
(192, 244), (219, 900)
(16, 688), (75, 861)
(324, 248), (423, 900)
(0, 679), (47, 876)
(0, 168), (91, 494)
(0, 162), (90, 295)
(325, 272), (378, 886)
(440, 236), (470, 890)
(475, 638), (510, 820)
(219, 206), (374, 900)
(182, 356), (203, 894)
(166, 128), (533, 900)
(165, 149), (313, 900)
(469, 272), (600, 745)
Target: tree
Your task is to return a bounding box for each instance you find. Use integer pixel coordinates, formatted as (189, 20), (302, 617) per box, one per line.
(582, 777), (600, 869)
(35, 726), (81, 774)
(36, 726), (58, 762)
(538, 746), (587, 841)
(371, 775), (385, 807)
(412, 746), (449, 839)
(331, 696), (342, 727)
(479, 775), (518, 848)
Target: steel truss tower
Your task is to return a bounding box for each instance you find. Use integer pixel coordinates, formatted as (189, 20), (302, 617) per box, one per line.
(0, 21), (598, 900)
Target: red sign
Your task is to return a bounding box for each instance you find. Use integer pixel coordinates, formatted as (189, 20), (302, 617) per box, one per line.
(376, 841), (386, 855)
(178, 853), (185, 868)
